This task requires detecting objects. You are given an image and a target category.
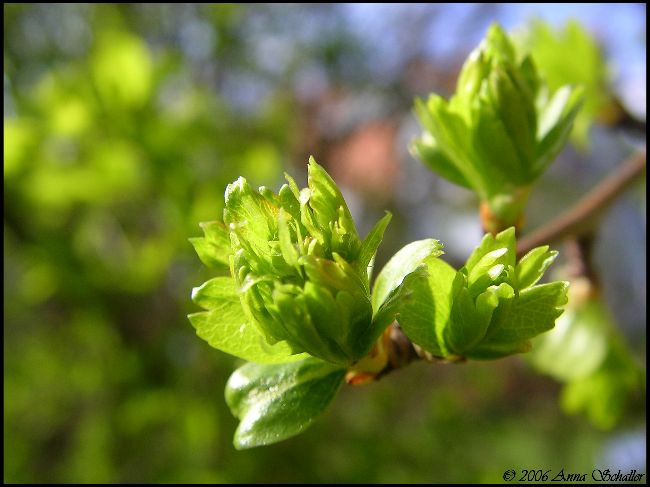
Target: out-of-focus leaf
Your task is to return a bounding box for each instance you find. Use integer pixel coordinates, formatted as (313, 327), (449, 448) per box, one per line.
(4, 119), (37, 178)
(529, 293), (645, 429)
(528, 299), (608, 381)
(516, 20), (611, 149)
(91, 30), (153, 108)
(561, 340), (644, 429)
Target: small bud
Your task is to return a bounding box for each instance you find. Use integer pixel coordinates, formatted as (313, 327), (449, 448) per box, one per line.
(412, 22), (583, 230)
(216, 157), (390, 365)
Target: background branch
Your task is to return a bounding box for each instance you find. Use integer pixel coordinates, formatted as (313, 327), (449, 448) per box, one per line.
(517, 150), (646, 257)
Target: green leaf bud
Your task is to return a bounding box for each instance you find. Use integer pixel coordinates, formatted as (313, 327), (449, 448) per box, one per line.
(412, 23), (584, 227)
(190, 157), (392, 366)
(387, 227), (568, 361)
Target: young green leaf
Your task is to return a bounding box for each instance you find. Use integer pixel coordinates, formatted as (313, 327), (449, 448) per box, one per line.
(394, 228), (568, 361)
(391, 256), (457, 358)
(224, 176), (278, 268)
(188, 221), (232, 270)
(189, 237), (230, 270)
(371, 239), (444, 313)
(516, 20), (611, 149)
(534, 85), (584, 175)
(305, 156), (360, 258)
(465, 227), (516, 272)
(225, 357), (346, 449)
(278, 208), (299, 267)
(357, 211), (392, 276)
(467, 281), (568, 359)
(189, 277), (304, 364)
(410, 134), (471, 189)
(515, 245), (558, 289)
(200, 220), (231, 249)
(445, 283), (511, 354)
(466, 247), (509, 296)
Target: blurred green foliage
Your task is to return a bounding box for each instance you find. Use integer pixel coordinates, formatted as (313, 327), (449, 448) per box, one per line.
(4, 4), (645, 483)
(514, 20), (613, 149)
(5, 4), (294, 482)
(530, 287), (645, 429)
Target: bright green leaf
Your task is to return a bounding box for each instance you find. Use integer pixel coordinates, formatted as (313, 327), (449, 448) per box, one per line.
(517, 20), (610, 149)
(465, 227), (516, 272)
(357, 211), (392, 276)
(189, 220), (232, 270)
(371, 239), (444, 313)
(306, 157), (359, 253)
(271, 284), (347, 365)
(472, 98), (525, 184)
(278, 209), (299, 267)
(189, 237), (229, 270)
(394, 256), (457, 357)
(410, 137), (471, 189)
(188, 277), (303, 364)
(200, 220), (231, 250)
(468, 280), (568, 359)
(534, 85), (584, 175)
(515, 245), (558, 289)
(467, 247), (509, 295)
(412, 22), (585, 224)
(224, 177), (278, 264)
(446, 283), (512, 354)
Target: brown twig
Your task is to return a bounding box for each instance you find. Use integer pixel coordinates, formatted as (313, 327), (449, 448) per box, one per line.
(517, 150), (646, 257)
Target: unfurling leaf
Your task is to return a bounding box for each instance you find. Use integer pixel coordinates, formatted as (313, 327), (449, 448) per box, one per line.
(395, 227), (568, 361)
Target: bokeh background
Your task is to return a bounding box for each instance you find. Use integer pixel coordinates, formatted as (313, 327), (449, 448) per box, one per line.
(4, 3), (646, 483)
